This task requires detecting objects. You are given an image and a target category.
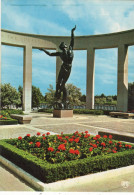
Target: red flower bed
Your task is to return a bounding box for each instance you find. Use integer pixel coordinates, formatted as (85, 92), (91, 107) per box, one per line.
(0, 115), (8, 120)
(8, 131), (134, 164)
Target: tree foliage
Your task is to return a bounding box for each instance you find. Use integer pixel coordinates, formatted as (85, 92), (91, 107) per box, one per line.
(18, 85), (23, 107)
(1, 83), (21, 108)
(66, 83), (82, 106)
(45, 84), (55, 107)
(1, 83), (44, 109)
(79, 95), (86, 102)
(128, 82), (134, 97)
(95, 94), (117, 105)
(45, 83), (82, 106)
(32, 86), (44, 108)
(17, 85), (44, 108)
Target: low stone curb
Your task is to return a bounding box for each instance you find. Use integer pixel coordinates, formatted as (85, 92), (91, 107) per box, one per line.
(0, 155), (44, 191)
(0, 155), (134, 191)
(99, 131), (134, 143)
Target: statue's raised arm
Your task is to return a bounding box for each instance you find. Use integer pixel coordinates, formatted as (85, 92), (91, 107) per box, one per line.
(70, 25), (76, 49)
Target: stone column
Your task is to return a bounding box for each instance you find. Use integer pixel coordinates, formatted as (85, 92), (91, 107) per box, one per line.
(23, 45), (32, 113)
(117, 44), (128, 112)
(86, 47), (95, 109)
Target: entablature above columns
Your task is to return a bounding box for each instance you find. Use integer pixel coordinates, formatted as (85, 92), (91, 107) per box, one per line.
(1, 29), (134, 50)
(1, 30), (57, 49)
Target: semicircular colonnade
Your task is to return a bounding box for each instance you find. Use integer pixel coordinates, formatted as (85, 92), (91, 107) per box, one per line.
(1, 29), (134, 112)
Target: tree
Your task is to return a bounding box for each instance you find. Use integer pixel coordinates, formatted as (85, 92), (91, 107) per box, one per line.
(112, 95), (117, 101)
(79, 94), (86, 102)
(106, 96), (112, 102)
(17, 85), (44, 108)
(66, 83), (82, 106)
(128, 82), (134, 97)
(18, 85), (23, 107)
(32, 86), (44, 108)
(45, 84), (55, 106)
(95, 97), (106, 104)
(100, 93), (106, 98)
(45, 83), (82, 106)
(1, 83), (21, 109)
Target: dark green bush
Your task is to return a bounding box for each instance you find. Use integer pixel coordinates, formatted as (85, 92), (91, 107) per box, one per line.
(0, 139), (134, 183)
(102, 110), (111, 115)
(38, 109), (53, 113)
(0, 109), (24, 116)
(7, 109), (24, 115)
(0, 119), (18, 125)
(38, 108), (104, 115)
(73, 109), (104, 115)
(0, 110), (21, 125)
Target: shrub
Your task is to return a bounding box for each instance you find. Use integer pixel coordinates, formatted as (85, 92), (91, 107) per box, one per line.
(0, 109), (23, 125)
(8, 131), (133, 164)
(38, 109), (104, 115)
(0, 119), (18, 125)
(73, 109), (104, 115)
(0, 136), (134, 183)
(8, 109), (24, 115)
(1, 83), (21, 108)
(38, 109), (53, 113)
(0, 113), (18, 125)
(0, 109), (24, 116)
(102, 110), (111, 115)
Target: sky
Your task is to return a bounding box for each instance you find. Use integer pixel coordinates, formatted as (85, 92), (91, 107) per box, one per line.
(1, 0), (134, 96)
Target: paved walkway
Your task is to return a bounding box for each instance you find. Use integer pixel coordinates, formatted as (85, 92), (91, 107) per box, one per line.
(0, 112), (134, 192)
(0, 163), (34, 191)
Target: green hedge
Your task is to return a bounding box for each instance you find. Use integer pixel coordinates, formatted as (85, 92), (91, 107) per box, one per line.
(0, 139), (134, 183)
(0, 119), (18, 125)
(0, 110), (24, 125)
(38, 109), (53, 113)
(0, 109), (24, 116)
(73, 109), (104, 115)
(38, 108), (104, 115)
(38, 108), (114, 115)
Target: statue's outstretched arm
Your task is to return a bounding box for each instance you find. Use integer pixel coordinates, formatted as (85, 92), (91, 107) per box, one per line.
(70, 25), (76, 49)
(39, 48), (60, 56)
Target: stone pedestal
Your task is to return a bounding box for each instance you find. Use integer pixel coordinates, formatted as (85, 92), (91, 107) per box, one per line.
(53, 110), (73, 118)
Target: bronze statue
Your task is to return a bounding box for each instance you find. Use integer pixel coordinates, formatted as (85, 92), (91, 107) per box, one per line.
(39, 25), (76, 109)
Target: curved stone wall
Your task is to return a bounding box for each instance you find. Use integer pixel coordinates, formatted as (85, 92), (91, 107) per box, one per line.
(2, 29), (134, 49)
(1, 29), (134, 112)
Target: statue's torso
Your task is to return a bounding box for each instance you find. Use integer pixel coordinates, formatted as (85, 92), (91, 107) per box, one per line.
(60, 48), (74, 66)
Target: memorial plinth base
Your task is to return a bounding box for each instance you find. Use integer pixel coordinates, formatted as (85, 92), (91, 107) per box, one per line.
(53, 109), (73, 118)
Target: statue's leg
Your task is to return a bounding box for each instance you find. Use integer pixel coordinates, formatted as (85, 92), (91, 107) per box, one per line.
(62, 84), (67, 102)
(55, 66), (64, 99)
(55, 82), (61, 99)
(61, 69), (71, 102)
